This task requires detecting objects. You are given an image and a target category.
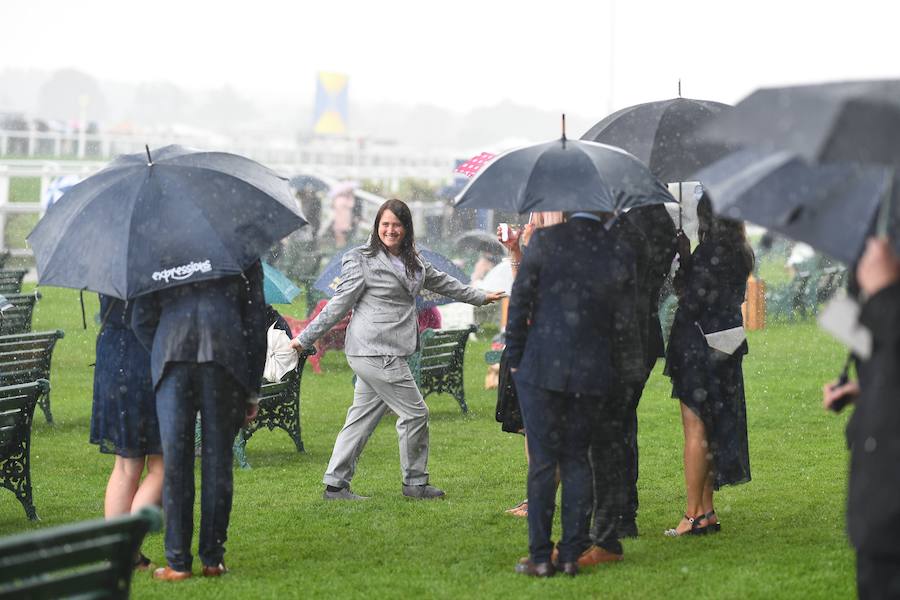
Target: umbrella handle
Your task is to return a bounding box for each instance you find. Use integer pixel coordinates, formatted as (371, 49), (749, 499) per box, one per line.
(828, 353), (854, 413)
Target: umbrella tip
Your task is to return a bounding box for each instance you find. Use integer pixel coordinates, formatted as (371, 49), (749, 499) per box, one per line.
(145, 144), (152, 165)
(678, 79), (682, 97)
(561, 113), (567, 143)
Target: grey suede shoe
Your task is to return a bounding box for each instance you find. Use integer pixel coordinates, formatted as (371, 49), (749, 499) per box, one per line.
(402, 483), (445, 499)
(323, 487), (370, 500)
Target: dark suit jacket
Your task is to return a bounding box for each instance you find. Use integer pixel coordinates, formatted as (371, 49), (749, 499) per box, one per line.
(624, 205), (677, 361)
(611, 214), (650, 364)
(505, 217), (644, 396)
(132, 261), (268, 397)
(847, 282), (900, 557)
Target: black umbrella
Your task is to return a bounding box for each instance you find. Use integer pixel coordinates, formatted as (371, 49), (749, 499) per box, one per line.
(698, 79), (900, 167)
(454, 136), (674, 213)
(696, 149), (899, 264)
(453, 230), (505, 256)
(28, 145), (307, 299)
(289, 174), (330, 195)
(581, 96), (737, 183)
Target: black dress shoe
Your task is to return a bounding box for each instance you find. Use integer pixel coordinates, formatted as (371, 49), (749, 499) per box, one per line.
(557, 561), (579, 576)
(515, 558), (556, 577)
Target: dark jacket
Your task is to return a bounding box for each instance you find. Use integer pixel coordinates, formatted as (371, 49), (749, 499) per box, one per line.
(505, 217), (644, 395)
(625, 205), (677, 360)
(132, 261), (268, 396)
(610, 215), (650, 364)
(847, 282), (900, 557)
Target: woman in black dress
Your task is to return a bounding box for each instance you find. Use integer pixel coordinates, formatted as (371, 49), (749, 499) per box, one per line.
(90, 295), (163, 568)
(664, 194), (754, 536)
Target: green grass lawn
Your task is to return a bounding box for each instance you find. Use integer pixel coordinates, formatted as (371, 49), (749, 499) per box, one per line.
(0, 286), (856, 599)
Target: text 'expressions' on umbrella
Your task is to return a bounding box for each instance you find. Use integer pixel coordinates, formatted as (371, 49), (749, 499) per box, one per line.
(696, 149), (900, 264)
(28, 145), (307, 299)
(453, 137), (674, 214)
(314, 246), (468, 309)
(582, 96), (737, 184)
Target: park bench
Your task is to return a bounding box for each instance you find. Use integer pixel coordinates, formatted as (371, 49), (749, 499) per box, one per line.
(233, 353), (313, 469)
(0, 270), (28, 295)
(0, 330), (65, 424)
(416, 325), (477, 413)
(0, 292), (41, 336)
(0, 505), (162, 599)
(0, 380), (49, 521)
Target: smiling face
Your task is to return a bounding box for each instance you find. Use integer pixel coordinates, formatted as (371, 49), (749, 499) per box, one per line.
(378, 209), (406, 255)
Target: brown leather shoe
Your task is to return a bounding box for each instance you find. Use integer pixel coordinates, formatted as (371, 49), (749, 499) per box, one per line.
(152, 566), (192, 581)
(558, 561), (579, 576)
(201, 563), (228, 577)
(577, 545), (624, 567)
(515, 557), (556, 577)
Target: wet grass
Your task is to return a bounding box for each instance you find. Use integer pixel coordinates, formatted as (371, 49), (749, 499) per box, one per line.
(0, 286), (855, 599)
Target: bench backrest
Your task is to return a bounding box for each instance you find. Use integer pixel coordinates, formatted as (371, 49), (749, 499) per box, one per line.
(0, 506), (162, 599)
(0, 381), (47, 456)
(419, 325), (476, 378)
(0, 331), (65, 385)
(0, 294), (41, 336)
(0, 270), (28, 295)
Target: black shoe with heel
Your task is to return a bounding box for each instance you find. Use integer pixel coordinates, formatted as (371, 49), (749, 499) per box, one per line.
(705, 510), (721, 533)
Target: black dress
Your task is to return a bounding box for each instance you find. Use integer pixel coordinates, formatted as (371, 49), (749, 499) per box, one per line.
(89, 295), (161, 457)
(666, 240), (751, 489)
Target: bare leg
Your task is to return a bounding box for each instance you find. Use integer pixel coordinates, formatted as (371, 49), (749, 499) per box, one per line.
(507, 435), (530, 515)
(702, 475), (717, 526)
(671, 403), (710, 534)
(131, 454), (164, 512)
(104, 456), (145, 518)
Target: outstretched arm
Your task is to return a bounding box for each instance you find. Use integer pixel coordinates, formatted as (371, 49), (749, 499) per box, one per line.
(292, 251), (366, 350)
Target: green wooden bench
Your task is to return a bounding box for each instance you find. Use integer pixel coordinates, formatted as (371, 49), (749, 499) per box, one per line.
(0, 330), (65, 424)
(0, 270), (28, 295)
(416, 325), (477, 413)
(0, 293), (41, 336)
(0, 380), (50, 520)
(234, 353), (313, 469)
(0, 505), (162, 599)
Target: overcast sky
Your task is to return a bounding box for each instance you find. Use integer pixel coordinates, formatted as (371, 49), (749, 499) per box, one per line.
(3, 0), (900, 118)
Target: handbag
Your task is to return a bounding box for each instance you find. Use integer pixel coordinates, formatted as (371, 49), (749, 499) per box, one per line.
(696, 323), (746, 355)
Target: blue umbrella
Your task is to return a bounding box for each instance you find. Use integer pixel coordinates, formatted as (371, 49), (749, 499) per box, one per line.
(314, 246), (468, 309)
(263, 262), (302, 304)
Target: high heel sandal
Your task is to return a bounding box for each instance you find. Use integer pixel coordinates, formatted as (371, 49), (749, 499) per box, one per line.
(705, 510), (721, 533)
(663, 514), (708, 537)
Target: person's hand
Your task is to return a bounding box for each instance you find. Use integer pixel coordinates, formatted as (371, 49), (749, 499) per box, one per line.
(496, 224), (521, 252)
(243, 402), (259, 427)
(822, 378), (859, 411)
(857, 237), (900, 297)
(675, 230), (691, 261)
(290, 337), (305, 353)
(484, 291), (507, 304)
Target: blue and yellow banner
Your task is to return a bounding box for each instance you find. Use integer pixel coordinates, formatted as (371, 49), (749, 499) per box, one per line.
(313, 71), (349, 135)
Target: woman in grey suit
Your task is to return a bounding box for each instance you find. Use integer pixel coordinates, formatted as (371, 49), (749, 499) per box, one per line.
(292, 199), (504, 500)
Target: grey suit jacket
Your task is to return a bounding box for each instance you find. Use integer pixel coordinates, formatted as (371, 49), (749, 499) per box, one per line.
(297, 246), (487, 357)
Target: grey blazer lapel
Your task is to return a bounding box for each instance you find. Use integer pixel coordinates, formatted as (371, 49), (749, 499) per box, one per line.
(374, 250), (416, 299)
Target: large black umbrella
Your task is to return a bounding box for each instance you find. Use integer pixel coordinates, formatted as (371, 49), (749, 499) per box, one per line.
(581, 97), (737, 183)
(453, 230), (505, 256)
(696, 149), (899, 264)
(454, 137), (674, 213)
(698, 79), (900, 167)
(28, 145), (307, 299)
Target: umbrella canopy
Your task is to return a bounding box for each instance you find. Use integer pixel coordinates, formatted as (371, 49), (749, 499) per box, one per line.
(697, 149), (900, 264)
(28, 145), (307, 299)
(289, 174), (330, 195)
(698, 79), (900, 167)
(453, 229), (505, 256)
(454, 137), (674, 213)
(581, 97), (737, 183)
(314, 245), (469, 309)
(263, 262), (302, 304)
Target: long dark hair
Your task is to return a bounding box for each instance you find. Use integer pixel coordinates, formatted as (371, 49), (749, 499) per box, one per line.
(697, 193), (755, 274)
(364, 198), (421, 278)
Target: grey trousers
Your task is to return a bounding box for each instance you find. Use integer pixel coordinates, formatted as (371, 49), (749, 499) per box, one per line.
(323, 355), (430, 488)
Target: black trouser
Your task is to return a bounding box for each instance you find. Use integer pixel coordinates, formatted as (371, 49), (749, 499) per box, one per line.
(588, 389), (630, 555)
(857, 553), (900, 600)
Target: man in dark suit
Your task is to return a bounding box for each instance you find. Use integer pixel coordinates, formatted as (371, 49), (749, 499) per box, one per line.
(604, 205), (677, 538)
(506, 212), (644, 577)
(824, 238), (900, 599)
(132, 261), (267, 580)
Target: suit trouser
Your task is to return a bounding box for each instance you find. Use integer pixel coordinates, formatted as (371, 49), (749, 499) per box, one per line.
(857, 553), (900, 600)
(323, 355), (429, 488)
(155, 363), (245, 571)
(515, 375), (598, 564)
(589, 386), (629, 555)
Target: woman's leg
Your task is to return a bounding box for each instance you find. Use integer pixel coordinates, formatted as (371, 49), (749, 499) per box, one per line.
(131, 454), (164, 512)
(671, 402), (710, 534)
(702, 475), (718, 526)
(104, 456), (145, 518)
